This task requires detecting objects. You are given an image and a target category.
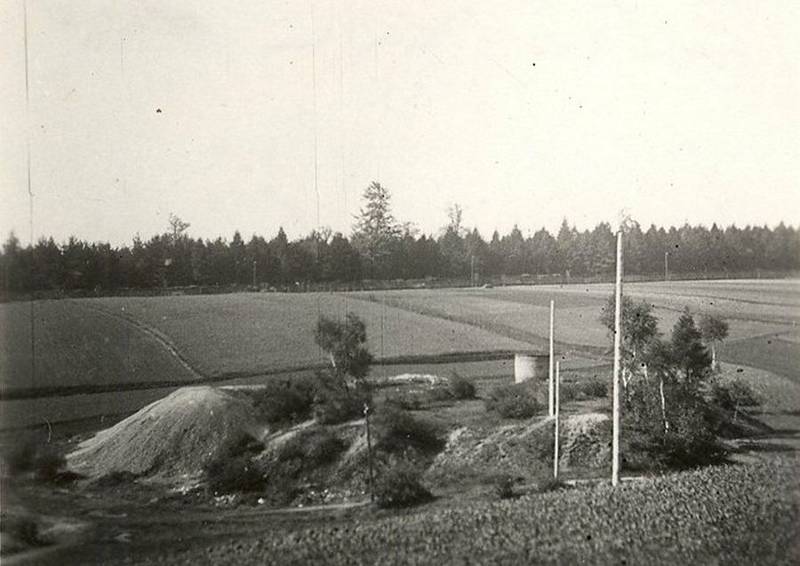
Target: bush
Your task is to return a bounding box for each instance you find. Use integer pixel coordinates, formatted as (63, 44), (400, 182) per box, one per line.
(448, 373), (476, 400)
(203, 432), (266, 495)
(204, 454), (266, 495)
(314, 387), (372, 425)
(375, 462), (433, 508)
(560, 379), (608, 402)
(313, 371), (373, 425)
(251, 379), (315, 424)
(623, 381), (726, 470)
(375, 406), (444, 454)
(277, 429), (347, 469)
(485, 382), (540, 419)
(710, 379), (760, 411)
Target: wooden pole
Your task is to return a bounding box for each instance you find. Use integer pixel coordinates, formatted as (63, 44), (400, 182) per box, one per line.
(549, 299), (555, 416)
(612, 230), (623, 486)
(553, 360), (560, 479)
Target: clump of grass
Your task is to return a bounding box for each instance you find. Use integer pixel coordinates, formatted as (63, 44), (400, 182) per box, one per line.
(485, 382), (540, 419)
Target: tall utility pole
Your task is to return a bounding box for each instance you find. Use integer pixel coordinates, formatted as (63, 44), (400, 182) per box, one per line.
(612, 230), (623, 487)
(664, 251), (669, 282)
(553, 360), (561, 479)
(548, 299), (555, 416)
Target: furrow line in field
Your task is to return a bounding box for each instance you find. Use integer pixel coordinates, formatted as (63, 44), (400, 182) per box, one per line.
(69, 299), (205, 381)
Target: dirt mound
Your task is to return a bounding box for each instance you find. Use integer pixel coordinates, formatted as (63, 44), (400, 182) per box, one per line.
(425, 413), (610, 484)
(559, 413), (610, 469)
(67, 386), (262, 483)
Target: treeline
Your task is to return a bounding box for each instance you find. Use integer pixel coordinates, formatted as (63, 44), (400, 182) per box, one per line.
(1, 183), (798, 295)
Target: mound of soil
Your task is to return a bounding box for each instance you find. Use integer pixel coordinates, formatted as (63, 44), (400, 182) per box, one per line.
(67, 386), (262, 483)
(558, 413), (611, 469)
(425, 413), (610, 484)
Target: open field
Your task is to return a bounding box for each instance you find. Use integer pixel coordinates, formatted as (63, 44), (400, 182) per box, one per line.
(1, 279), (797, 430)
(0, 300), (196, 395)
(356, 279), (799, 379)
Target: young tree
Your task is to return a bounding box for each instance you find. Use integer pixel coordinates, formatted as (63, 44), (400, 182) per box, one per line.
(599, 294), (659, 386)
(670, 310), (712, 382)
(698, 314), (729, 370)
(315, 313), (374, 382)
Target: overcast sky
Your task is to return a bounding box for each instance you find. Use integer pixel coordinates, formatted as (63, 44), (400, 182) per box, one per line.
(1, 1), (798, 246)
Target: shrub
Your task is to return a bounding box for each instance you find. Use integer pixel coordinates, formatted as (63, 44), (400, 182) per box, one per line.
(314, 387), (372, 425)
(485, 382), (540, 419)
(251, 379), (315, 424)
(203, 432), (266, 495)
(561, 379), (607, 402)
(623, 381), (726, 470)
(710, 379), (760, 411)
(277, 429), (347, 469)
(313, 371), (373, 425)
(448, 372), (476, 400)
(204, 454), (266, 495)
(374, 406), (444, 454)
(375, 462), (433, 508)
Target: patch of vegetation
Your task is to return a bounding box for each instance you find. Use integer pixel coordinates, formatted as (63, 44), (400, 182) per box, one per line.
(448, 372), (476, 399)
(484, 382), (540, 419)
(0, 513), (45, 555)
(203, 433), (266, 495)
(277, 429), (348, 469)
(314, 376), (373, 425)
(493, 473), (517, 499)
(2, 434), (66, 482)
(374, 406), (444, 454)
(250, 378), (315, 424)
(710, 379), (760, 411)
(375, 462), (433, 509)
(560, 379), (607, 401)
(534, 477), (570, 493)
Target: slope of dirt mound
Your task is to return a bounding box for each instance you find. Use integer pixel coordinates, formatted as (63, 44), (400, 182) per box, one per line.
(559, 413), (610, 469)
(67, 386), (262, 483)
(425, 413), (610, 484)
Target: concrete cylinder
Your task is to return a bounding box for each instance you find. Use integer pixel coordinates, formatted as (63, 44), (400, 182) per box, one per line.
(514, 353), (548, 384)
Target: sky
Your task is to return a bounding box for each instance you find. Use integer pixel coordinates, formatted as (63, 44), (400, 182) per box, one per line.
(1, 1), (798, 246)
